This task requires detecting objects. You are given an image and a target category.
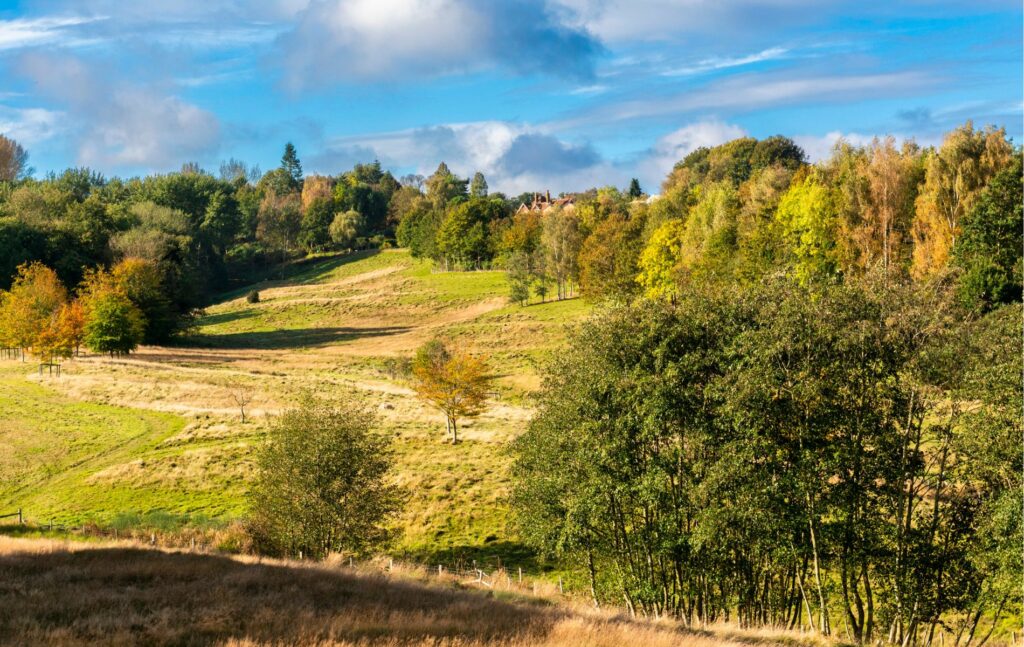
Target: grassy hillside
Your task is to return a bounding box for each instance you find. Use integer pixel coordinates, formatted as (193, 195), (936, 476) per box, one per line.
(0, 250), (590, 563)
(0, 536), (833, 647)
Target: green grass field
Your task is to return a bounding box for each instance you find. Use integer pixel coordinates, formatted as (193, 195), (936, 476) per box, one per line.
(0, 249), (589, 565)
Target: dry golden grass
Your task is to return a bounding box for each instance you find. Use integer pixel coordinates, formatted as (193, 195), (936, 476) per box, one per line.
(0, 537), (835, 647)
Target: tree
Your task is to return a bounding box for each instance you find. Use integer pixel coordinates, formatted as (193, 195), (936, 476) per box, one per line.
(0, 262), (67, 355)
(951, 153), (1023, 312)
(578, 213), (646, 298)
(434, 197), (505, 269)
(396, 202), (441, 259)
(281, 142), (303, 189)
(228, 382), (255, 423)
(82, 290), (146, 356)
(257, 190), (302, 251)
(636, 218), (686, 299)
(411, 340), (492, 444)
(299, 197), (335, 252)
(775, 175), (840, 283)
(506, 251), (532, 306)
(470, 172), (488, 198)
(424, 162), (468, 209)
(33, 300), (86, 363)
(511, 278), (1015, 637)
(627, 178), (643, 198)
(246, 395), (403, 559)
(541, 210), (582, 299)
(329, 209), (364, 249)
(836, 137), (921, 277)
(911, 123), (1012, 278)
(533, 278), (549, 303)
(0, 135), (30, 181)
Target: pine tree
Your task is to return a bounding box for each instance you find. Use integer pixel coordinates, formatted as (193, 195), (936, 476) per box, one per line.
(281, 142), (303, 188)
(627, 177), (643, 198)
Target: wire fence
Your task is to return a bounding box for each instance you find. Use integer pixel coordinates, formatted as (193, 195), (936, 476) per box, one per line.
(0, 508), (568, 598)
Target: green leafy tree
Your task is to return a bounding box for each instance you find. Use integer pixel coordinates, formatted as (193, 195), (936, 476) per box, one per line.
(82, 290), (145, 356)
(424, 162), (468, 209)
(329, 209), (364, 249)
(434, 197), (505, 269)
(396, 202), (441, 259)
(246, 395), (403, 559)
(952, 152), (1023, 312)
(469, 171), (488, 198)
(299, 196), (335, 252)
(506, 251), (532, 306)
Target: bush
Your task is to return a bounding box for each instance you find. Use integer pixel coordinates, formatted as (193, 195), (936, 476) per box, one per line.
(246, 290), (260, 304)
(246, 394), (404, 559)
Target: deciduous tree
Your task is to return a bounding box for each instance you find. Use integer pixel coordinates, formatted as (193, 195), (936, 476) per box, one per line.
(411, 340), (491, 444)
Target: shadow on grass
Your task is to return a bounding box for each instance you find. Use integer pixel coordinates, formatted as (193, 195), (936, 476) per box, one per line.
(186, 325), (412, 350)
(405, 541), (546, 573)
(218, 249), (383, 301)
(194, 307), (261, 328)
(0, 545), (557, 646)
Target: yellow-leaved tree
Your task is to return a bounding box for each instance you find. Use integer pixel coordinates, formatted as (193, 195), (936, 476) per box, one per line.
(411, 340), (492, 444)
(637, 218), (686, 299)
(911, 122), (1012, 279)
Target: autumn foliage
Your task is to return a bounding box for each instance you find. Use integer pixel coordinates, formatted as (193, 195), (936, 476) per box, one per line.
(411, 340), (492, 444)
(0, 259), (153, 363)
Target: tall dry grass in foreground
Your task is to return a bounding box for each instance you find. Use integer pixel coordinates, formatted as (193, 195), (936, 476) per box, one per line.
(0, 537), (835, 647)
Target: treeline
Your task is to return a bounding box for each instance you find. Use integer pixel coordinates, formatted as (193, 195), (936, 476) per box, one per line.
(0, 140), (491, 341)
(509, 121), (1021, 645)
(429, 123), (1014, 315)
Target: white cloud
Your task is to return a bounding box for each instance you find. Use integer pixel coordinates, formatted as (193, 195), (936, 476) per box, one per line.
(0, 15), (103, 50)
(553, 0), (816, 42)
(17, 53), (221, 170)
(0, 105), (64, 145)
(662, 47), (789, 77)
(276, 0), (602, 88)
(637, 119), (748, 187)
(311, 120), (611, 194)
(558, 70), (934, 129)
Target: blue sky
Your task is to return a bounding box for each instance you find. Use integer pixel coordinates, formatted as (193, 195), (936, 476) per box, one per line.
(0, 0), (1020, 194)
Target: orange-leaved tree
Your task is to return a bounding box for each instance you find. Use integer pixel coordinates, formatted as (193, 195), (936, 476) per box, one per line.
(0, 262), (67, 360)
(411, 340), (491, 444)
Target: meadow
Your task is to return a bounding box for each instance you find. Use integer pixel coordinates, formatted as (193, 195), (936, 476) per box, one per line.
(0, 249), (590, 563)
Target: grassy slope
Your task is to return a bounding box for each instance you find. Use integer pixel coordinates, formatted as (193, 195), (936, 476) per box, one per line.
(0, 250), (589, 563)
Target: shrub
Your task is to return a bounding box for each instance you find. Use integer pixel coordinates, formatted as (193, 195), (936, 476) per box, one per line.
(246, 394), (404, 559)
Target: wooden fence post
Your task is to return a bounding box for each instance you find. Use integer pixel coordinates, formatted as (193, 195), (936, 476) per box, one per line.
(17, 508), (21, 524)
(518, 567), (522, 584)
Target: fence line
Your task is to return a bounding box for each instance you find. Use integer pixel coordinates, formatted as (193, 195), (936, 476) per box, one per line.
(1, 508), (568, 600)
